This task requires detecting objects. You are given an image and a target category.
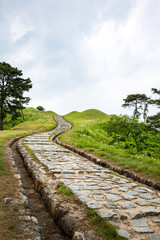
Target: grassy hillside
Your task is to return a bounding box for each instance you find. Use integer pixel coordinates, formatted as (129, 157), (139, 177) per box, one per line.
(0, 108), (57, 239)
(60, 109), (160, 182)
(3, 107), (57, 130)
(65, 109), (109, 121)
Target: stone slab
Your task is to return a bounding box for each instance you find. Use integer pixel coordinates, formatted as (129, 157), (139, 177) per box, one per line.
(133, 227), (154, 233)
(133, 218), (148, 227)
(87, 201), (102, 209)
(98, 210), (117, 220)
(118, 202), (136, 209)
(139, 193), (154, 200)
(117, 229), (131, 238)
(149, 235), (160, 240)
(106, 194), (122, 202)
(105, 203), (118, 209)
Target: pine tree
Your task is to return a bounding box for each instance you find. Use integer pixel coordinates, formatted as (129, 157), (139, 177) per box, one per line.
(0, 62), (32, 130)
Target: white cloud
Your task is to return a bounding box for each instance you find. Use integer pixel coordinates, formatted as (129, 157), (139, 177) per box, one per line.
(7, 43), (34, 65)
(10, 15), (34, 42)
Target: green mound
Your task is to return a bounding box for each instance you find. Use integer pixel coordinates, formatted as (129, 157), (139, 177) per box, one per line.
(64, 109), (109, 122)
(3, 107), (57, 130)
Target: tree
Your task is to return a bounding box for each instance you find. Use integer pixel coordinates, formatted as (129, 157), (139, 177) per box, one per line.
(36, 106), (45, 111)
(147, 88), (160, 129)
(0, 62), (32, 130)
(104, 115), (148, 152)
(122, 94), (149, 122)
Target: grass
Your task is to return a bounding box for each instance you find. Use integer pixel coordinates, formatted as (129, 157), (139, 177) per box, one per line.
(0, 107), (57, 239)
(86, 209), (126, 240)
(60, 109), (160, 182)
(57, 183), (72, 196)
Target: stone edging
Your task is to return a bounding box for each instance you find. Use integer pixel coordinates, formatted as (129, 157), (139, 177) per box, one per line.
(15, 138), (100, 240)
(54, 138), (160, 191)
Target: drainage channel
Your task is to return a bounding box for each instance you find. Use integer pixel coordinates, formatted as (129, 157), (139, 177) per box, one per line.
(11, 140), (71, 240)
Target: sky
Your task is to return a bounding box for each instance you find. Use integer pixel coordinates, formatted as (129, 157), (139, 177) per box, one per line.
(0, 0), (160, 116)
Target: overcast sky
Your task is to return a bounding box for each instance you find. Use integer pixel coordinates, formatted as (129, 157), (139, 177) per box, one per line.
(0, 0), (160, 115)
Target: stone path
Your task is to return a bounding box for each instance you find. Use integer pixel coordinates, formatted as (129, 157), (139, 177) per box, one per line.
(23, 116), (160, 240)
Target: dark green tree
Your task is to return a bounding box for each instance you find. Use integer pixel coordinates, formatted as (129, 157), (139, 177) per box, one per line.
(122, 94), (149, 122)
(0, 62), (32, 130)
(36, 106), (45, 111)
(147, 88), (160, 129)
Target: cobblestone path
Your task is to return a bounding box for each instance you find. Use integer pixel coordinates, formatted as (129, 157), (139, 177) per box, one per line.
(23, 116), (160, 240)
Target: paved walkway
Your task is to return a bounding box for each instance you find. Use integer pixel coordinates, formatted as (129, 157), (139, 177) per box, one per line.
(23, 116), (160, 240)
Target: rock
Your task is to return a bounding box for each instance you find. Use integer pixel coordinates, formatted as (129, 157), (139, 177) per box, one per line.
(31, 216), (38, 225)
(73, 232), (85, 240)
(151, 218), (160, 223)
(87, 202), (102, 209)
(139, 193), (154, 200)
(119, 187), (129, 192)
(92, 190), (103, 195)
(141, 208), (160, 217)
(133, 218), (148, 227)
(149, 234), (160, 240)
(93, 195), (105, 201)
(118, 202), (136, 209)
(98, 210), (117, 220)
(105, 203), (118, 209)
(123, 194), (137, 200)
(125, 211), (143, 219)
(5, 198), (12, 204)
(149, 199), (160, 204)
(117, 229), (131, 238)
(133, 227), (154, 233)
(135, 200), (153, 206)
(35, 178), (45, 191)
(105, 194), (122, 202)
(127, 191), (139, 196)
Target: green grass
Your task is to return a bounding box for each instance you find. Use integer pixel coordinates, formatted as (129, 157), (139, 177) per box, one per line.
(86, 209), (126, 240)
(57, 183), (72, 196)
(60, 109), (160, 182)
(0, 107), (57, 176)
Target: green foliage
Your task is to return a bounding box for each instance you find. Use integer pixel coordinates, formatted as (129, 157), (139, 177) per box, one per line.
(57, 183), (72, 196)
(147, 88), (160, 129)
(122, 93), (149, 122)
(86, 208), (97, 217)
(0, 62), (32, 130)
(88, 212), (126, 240)
(36, 106), (45, 111)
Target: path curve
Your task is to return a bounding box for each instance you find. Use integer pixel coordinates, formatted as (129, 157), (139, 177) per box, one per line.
(23, 116), (160, 240)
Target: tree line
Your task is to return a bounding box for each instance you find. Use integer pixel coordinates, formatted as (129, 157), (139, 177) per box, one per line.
(101, 88), (160, 157)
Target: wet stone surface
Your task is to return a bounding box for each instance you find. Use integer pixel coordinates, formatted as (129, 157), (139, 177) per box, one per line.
(23, 115), (160, 240)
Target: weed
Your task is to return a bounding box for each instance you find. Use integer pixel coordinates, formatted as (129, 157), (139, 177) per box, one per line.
(86, 208), (97, 217)
(9, 223), (16, 230)
(57, 183), (72, 196)
(13, 208), (18, 212)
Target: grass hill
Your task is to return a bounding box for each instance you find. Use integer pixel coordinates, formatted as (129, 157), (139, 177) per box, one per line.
(64, 109), (110, 125)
